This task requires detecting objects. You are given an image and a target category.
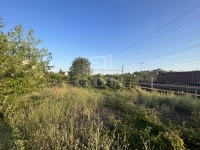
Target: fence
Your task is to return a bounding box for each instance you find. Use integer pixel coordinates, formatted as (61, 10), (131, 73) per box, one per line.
(139, 74), (200, 96)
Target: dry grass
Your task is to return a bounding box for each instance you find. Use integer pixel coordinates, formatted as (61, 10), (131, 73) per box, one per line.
(1, 84), (200, 149)
(5, 84), (129, 150)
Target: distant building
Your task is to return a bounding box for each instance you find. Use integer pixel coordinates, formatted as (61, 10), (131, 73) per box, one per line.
(64, 71), (69, 76)
(59, 69), (69, 76)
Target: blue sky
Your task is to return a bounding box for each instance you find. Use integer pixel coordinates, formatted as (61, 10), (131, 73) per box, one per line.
(1, 0), (200, 74)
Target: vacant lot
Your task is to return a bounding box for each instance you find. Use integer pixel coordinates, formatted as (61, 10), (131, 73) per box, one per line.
(1, 84), (200, 149)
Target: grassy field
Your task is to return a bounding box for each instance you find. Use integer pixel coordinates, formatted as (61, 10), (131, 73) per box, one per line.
(1, 84), (200, 149)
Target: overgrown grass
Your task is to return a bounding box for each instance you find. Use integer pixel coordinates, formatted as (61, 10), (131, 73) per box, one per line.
(0, 118), (13, 150)
(135, 87), (200, 149)
(1, 84), (200, 149)
(3, 85), (129, 149)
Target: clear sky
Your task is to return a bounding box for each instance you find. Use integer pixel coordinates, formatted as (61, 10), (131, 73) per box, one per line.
(1, 0), (200, 74)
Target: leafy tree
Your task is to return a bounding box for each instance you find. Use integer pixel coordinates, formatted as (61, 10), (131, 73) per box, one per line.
(150, 68), (166, 74)
(58, 69), (65, 74)
(69, 57), (91, 80)
(106, 78), (123, 89)
(0, 19), (52, 102)
(47, 72), (63, 86)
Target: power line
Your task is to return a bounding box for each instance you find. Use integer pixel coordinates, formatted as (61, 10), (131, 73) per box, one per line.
(112, 3), (200, 57)
(156, 58), (200, 67)
(114, 59), (200, 73)
(125, 44), (200, 67)
(114, 35), (200, 65)
(132, 54), (200, 69)
(147, 59), (200, 70)
(113, 14), (200, 64)
(123, 53), (200, 71)
(117, 28), (200, 63)
(92, 69), (121, 71)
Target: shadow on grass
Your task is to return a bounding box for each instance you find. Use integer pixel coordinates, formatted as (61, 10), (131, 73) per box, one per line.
(0, 117), (13, 149)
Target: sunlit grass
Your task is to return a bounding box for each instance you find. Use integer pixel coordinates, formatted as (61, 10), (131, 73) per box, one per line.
(1, 84), (200, 149)
(5, 84), (128, 149)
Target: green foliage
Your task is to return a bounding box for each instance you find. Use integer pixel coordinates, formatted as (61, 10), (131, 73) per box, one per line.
(106, 78), (124, 89)
(137, 90), (200, 116)
(1, 17), (200, 149)
(0, 19), (52, 103)
(69, 57), (91, 81)
(58, 69), (65, 74)
(0, 118), (13, 149)
(91, 76), (107, 88)
(47, 72), (67, 86)
(5, 85), (129, 149)
(2, 85), (200, 149)
(181, 129), (200, 149)
(101, 89), (186, 150)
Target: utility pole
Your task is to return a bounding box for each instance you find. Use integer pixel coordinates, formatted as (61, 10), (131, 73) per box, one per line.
(121, 65), (124, 85)
(141, 63), (143, 82)
(151, 76), (153, 93)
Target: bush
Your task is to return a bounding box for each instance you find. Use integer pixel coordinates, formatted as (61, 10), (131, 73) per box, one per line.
(0, 19), (52, 104)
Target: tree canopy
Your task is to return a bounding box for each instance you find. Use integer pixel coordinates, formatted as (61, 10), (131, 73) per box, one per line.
(69, 57), (91, 80)
(0, 18), (52, 102)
